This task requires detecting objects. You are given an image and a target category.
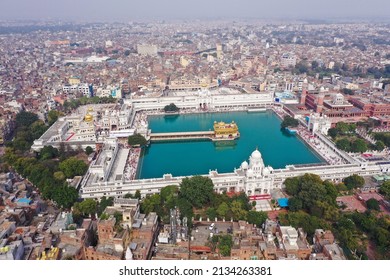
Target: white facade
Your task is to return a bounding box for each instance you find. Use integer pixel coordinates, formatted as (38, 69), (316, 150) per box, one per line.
(308, 113), (332, 135)
(31, 104), (133, 151)
(80, 136), (390, 200)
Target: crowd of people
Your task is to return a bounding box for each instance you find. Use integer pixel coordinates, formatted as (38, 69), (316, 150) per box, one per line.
(296, 126), (346, 165)
(131, 112), (148, 130)
(123, 147), (141, 181)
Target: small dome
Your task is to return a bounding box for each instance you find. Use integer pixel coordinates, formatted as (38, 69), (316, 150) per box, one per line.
(84, 113), (93, 122)
(241, 161), (249, 170)
(251, 148), (262, 160)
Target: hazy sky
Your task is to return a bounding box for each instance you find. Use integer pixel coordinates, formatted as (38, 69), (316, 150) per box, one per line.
(1, 0), (389, 22)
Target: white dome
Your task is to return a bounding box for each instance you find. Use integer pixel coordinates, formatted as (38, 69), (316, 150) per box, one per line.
(241, 161), (249, 170)
(251, 149), (262, 160)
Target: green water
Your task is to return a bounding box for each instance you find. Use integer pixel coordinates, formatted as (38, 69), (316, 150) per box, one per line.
(138, 111), (323, 179)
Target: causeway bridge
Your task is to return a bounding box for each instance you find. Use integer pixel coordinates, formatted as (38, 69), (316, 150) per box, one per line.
(150, 131), (215, 141)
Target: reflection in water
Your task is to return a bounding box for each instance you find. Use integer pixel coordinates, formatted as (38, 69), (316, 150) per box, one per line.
(213, 140), (237, 151)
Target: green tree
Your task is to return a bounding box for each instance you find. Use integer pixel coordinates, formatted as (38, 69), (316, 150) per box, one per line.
(30, 121), (48, 140)
(206, 207), (217, 220)
(39, 145), (59, 160)
(284, 177), (300, 196)
(127, 134), (147, 146)
(51, 184), (79, 209)
(343, 174), (365, 190)
(288, 197), (303, 211)
(59, 157), (88, 178)
(217, 235), (233, 257)
(176, 197), (194, 223)
(216, 202), (229, 218)
(97, 196), (114, 215)
(141, 194), (161, 214)
(79, 199), (97, 216)
(375, 140), (385, 151)
(53, 171), (66, 182)
(379, 181), (390, 200)
(366, 198), (380, 211)
(134, 189), (142, 200)
(351, 139), (368, 153)
(164, 103), (180, 112)
(341, 88), (354, 95)
(179, 176), (214, 208)
(47, 110), (63, 126)
(280, 116), (299, 129)
(246, 211), (267, 227)
(15, 111), (39, 127)
(85, 146), (94, 155)
(327, 127), (338, 139)
(336, 138), (351, 151)
(336, 122), (351, 134)
(231, 200), (247, 221)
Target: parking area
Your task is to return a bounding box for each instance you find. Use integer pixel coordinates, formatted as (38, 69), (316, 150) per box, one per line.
(191, 222), (233, 246)
(336, 195), (367, 213)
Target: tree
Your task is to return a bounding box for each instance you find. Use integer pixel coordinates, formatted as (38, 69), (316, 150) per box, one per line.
(179, 176), (214, 208)
(124, 50), (131, 56)
(59, 157), (88, 178)
(73, 199), (97, 217)
(53, 171), (66, 182)
(15, 111), (39, 128)
(216, 235), (233, 257)
(30, 120), (48, 140)
(85, 146), (94, 155)
(351, 139), (368, 153)
(327, 127), (338, 139)
(127, 134), (147, 146)
(375, 140), (385, 151)
(97, 196), (114, 215)
(164, 103), (180, 112)
(341, 88), (354, 95)
(51, 184), (79, 209)
(280, 116), (299, 129)
(246, 211), (267, 227)
(141, 194), (161, 214)
(206, 207), (217, 220)
(39, 145), (59, 160)
(343, 174), (365, 190)
(336, 122), (352, 134)
(134, 189), (142, 200)
(284, 177), (300, 196)
(379, 181), (390, 200)
(231, 200), (247, 221)
(216, 202), (229, 218)
(288, 197), (303, 211)
(336, 138), (351, 151)
(47, 110), (63, 126)
(176, 197), (194, 223)
(366, 198), (380, 211)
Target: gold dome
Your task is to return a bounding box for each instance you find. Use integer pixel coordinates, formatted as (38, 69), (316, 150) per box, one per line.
(84, 113), (93, 122)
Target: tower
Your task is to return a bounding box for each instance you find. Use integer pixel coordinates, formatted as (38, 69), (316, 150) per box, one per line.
(316, 93), (325, 114)
(300, 89), (307, 105)
(248, 148), (265, 177)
